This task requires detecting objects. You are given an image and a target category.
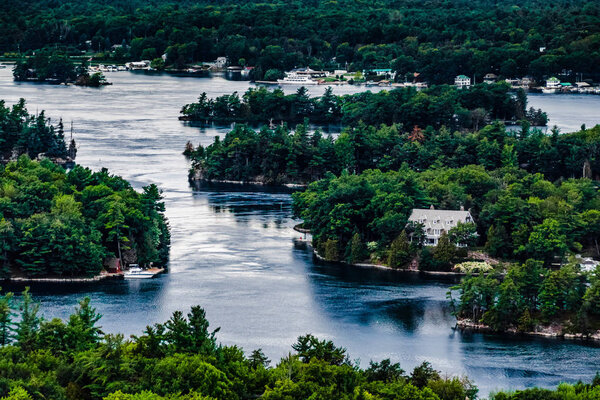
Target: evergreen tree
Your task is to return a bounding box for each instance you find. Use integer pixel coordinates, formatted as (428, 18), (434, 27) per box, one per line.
(0, 290), (15, 346)
(15, 287), (40, 352)
(348, 232), (367, 264)
(387, 230), (411, 268)
(433, 232), (456, 266)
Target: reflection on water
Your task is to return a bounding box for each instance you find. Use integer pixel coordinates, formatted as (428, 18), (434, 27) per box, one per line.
(1, 69), (600, 396)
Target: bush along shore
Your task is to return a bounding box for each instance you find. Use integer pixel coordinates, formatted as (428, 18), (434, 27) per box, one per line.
(0, 99), (170, 279)
(1, 292), (600, 400)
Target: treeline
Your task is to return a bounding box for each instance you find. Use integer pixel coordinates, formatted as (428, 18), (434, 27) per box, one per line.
(13, 53), (108, 85)
(0, 99), (73, 161)
(2, 0), (600, 83)
(0, 294), (597, 400)
(186, 120), (598, 186)
(450, 257), (600, 336)
(180, 84), (546, 128)
(0, 157), (170, 277)
(292, 165), (600, 270)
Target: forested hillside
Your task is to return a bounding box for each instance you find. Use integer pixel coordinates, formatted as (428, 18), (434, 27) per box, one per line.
(1, 0), (599, 83)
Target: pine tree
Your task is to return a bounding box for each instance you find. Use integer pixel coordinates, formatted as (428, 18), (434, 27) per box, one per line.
(388, 231), (411, 268)
(348, 233), (367, 264)
(433, 232), (456, 266)
(249, 348), (271, 369)
(0, 290), (15, 346)
(15, 287), (40, 352)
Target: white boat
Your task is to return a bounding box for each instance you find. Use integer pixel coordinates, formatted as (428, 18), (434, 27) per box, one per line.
(541, 87), (558, 94)
(277, 72), (319, 85)
(124, 265), (155, 279)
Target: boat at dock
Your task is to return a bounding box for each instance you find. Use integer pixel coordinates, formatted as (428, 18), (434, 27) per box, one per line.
(277, 68), (326, 85)
(277, 72), (318, 85)
(541, 87), (558, 94)
(124, 264), (163, 279)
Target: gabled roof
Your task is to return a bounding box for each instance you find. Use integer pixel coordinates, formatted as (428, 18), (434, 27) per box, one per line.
(456, 75), (470, 79)
(408, 208), (472, 222)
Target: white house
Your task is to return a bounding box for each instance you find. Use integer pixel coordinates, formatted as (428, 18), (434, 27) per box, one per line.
(454, 75), (471, 88)
(546, 77), (561, 88)
(215, 57), (228, 69)
(407, 205), (475, 246)
(483, 73), (498, 84)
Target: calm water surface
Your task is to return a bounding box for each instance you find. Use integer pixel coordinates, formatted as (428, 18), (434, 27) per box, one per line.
(1, 69), (600, 397)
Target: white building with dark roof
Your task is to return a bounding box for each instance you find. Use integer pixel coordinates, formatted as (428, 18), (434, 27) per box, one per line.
(407, 205), (475, 246)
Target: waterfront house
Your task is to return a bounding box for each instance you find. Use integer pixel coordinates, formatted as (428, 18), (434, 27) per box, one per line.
(454, 75), (471, 88)
(407, 205), (475, 246)
(546, 77), (561, 88)
(483, 73), (498, 83)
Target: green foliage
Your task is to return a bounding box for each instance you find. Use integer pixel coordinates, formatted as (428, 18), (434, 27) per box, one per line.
(447, 222), (477, 247)
(323, 239), (340, 262)
(191, 121), (600, 190)
(292, 334), (348, 366)
(0, 137), (170, 277)
(387, 231), (412, 268)
(0, 295), (599, 399)
(182, 83), (532, 129)
(4, 0), (600, 83)
(433, 232), (457, 268)
(347, 233), (367, 264)
(13, 51), (76, 83)
(451, 258), (598, 333)
(0, 99), (68, 160)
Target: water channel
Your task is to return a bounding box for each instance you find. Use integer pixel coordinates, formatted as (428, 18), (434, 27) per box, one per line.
(1, 69), (600, 396)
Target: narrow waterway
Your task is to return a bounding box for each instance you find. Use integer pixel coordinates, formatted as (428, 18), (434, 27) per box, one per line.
(1, 69), (600, 396)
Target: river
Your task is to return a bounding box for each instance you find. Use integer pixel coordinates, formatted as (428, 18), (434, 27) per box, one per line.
(1, 69), (600, 397)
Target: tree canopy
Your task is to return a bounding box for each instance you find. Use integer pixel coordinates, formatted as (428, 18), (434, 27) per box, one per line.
(2, 0), (600, 83)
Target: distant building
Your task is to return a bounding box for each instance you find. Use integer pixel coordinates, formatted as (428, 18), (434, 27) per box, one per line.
(546, 77), (561, 88)
(454, 75), (471, 88)
(483, 73), (498, 84)
(407, 205), (475, 246)
(292, 67), (327, 78)
(365, 68), (396, 79)
(215, 57), (228, 69)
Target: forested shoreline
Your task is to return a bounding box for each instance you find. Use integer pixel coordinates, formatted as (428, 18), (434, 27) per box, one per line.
(13, 54), (109, 86)
(0, 293), (599, 400)
(2, 0), (600, 84)
(0, 99), (170, 278)
(180, 84), (547, 127)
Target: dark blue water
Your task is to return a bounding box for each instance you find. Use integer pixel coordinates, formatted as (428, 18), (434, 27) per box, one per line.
(1, 69), (600, 397)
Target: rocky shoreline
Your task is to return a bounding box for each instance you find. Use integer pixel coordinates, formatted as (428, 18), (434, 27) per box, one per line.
(311, 247), (467, 277)
(190, 174), (307, 189)
(455, 318), (600, 342)
(3, 274), (123, 283)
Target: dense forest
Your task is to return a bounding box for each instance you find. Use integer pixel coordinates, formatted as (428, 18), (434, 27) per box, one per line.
(180, 83), (547, 127)
(292, 165), (600, 266)
(1, 0), (600, 83)
(450, 257), (600, 335)
(12, 54), (109, 85)
(0, 158), (170, 278)
(0, 293), (598, 400)
(185, 117), (595, 186)
(0, 100), (169, 278)
(0, 99), (73, 161)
